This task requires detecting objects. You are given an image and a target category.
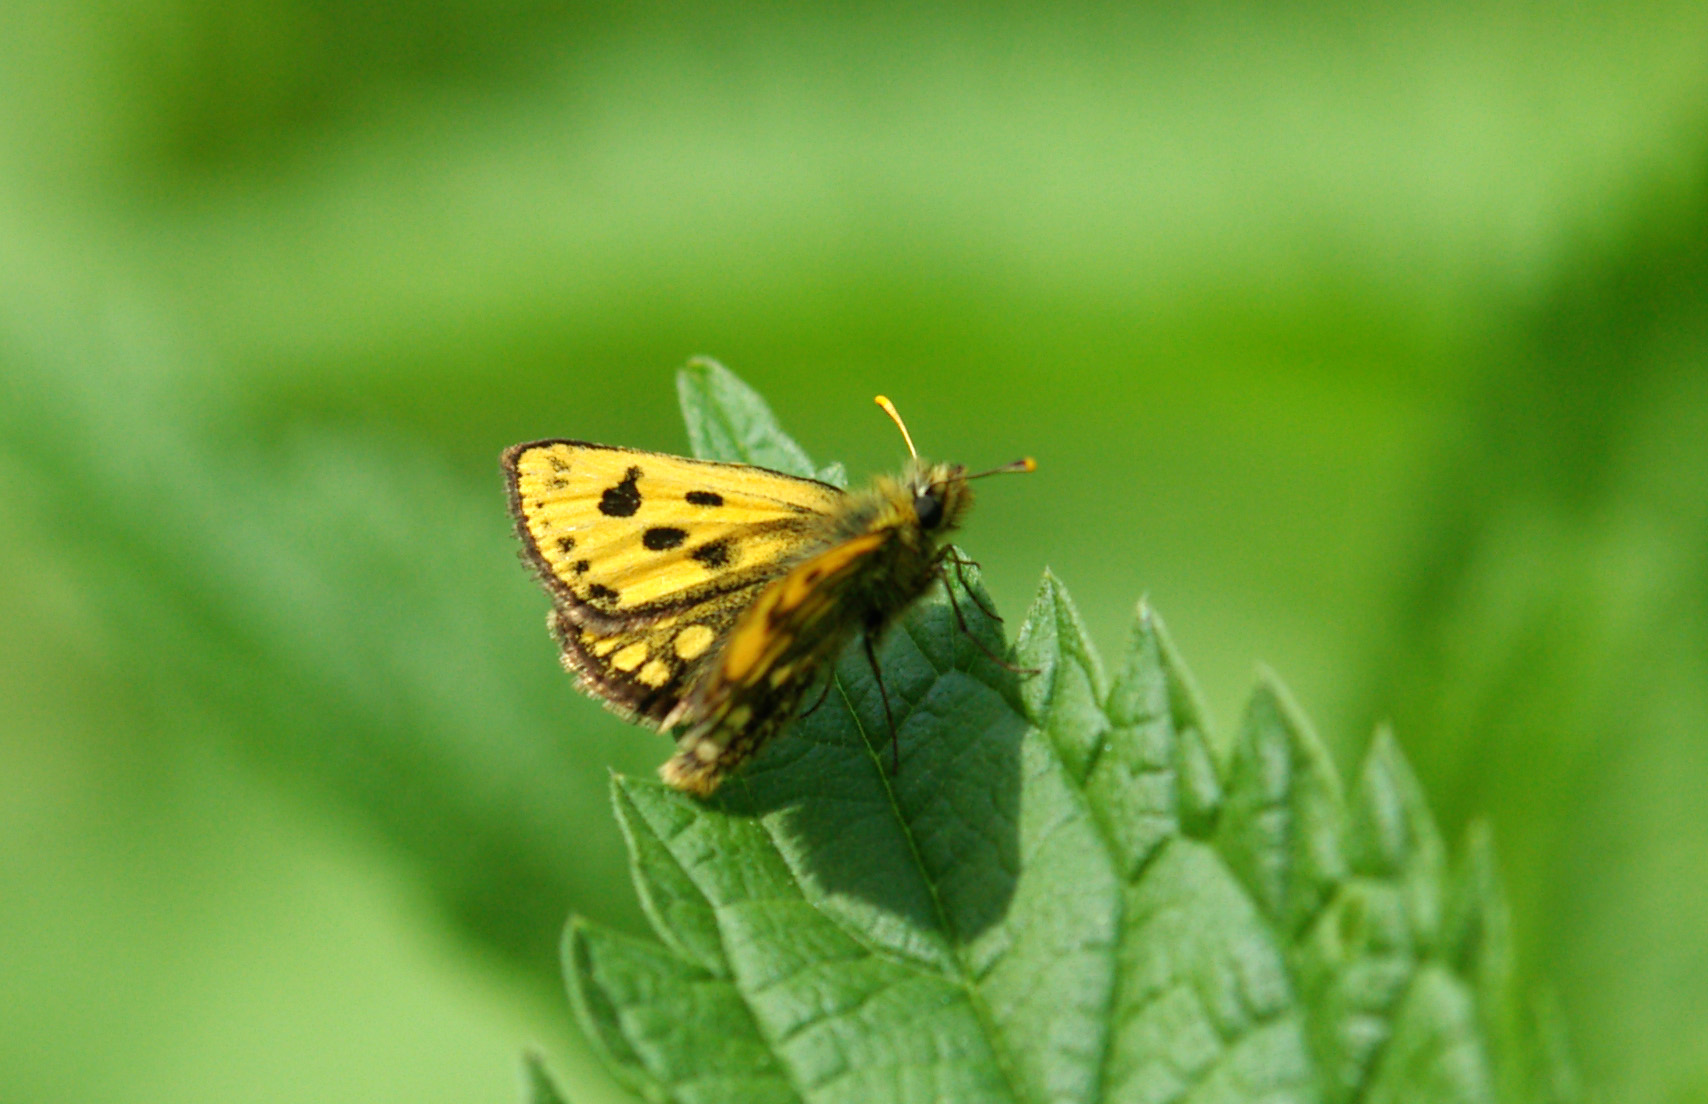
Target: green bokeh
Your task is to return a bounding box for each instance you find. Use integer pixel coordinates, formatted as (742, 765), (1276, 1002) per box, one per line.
(3, 3), (1706, 1101)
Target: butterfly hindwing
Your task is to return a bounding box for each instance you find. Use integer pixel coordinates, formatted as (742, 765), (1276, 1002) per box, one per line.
(660, 532), (893, 793)
(546, 599), (751, 724)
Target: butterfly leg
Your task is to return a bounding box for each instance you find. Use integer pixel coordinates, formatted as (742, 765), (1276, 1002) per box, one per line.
(862, 632), (901, 776)
(800, 670), (837, 718)
(945, 550), (1003, 622)
(940, 568), (1041, 675)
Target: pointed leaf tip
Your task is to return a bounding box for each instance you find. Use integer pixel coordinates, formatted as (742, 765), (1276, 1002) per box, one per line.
(1013, 569), (1110, 779)
(560, 919), (650, 1096)
(1106, 599), (1165, 729)
(609, 775), (728, 976)
(1122, 603), (1221, 836)
(676, 357), (817, 476)
(520, 1052), (570, 1104)
(1349, 727), (1447, 890)
(1445, 820), (1510, 986)
(1216, 671), (1346, 933)
(1150, 604), (1214, 740)
(564, 916), (795, 1103)
(1085, 598), (1178, 872)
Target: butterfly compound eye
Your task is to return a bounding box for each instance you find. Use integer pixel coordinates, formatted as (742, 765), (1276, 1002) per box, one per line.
(913, 491), (944, 530)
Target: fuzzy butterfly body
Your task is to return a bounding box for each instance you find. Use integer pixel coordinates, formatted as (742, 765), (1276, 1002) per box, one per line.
(504, 419), (1023, 795)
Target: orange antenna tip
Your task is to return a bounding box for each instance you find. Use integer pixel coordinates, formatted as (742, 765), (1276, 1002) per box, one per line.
(962, 456), (1038, 481)
(873, 394), (919, 459)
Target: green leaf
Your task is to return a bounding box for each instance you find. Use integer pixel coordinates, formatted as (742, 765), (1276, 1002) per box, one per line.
(1215, 673), (1346, 940)
(559, 363), (1572, 1104)
(677, 357), (843, 485)
(522, 1053), (573, 1104)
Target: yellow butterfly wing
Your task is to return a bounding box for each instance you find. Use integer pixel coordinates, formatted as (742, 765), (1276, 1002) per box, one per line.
(659, 530), (891, 794)
(503, 439), (844, 724)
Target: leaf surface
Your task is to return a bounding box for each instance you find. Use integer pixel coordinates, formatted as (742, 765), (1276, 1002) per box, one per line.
(558, 364), (1575, 1104)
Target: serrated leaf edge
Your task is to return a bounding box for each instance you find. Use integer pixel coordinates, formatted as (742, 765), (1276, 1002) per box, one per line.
(521, 1050), (572, 1104)
(557, 363), (1553, 1104)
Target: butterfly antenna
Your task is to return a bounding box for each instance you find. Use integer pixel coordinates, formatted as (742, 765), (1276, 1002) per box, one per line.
(874, 395), (919, 460)
(962, 457), (1038, 481)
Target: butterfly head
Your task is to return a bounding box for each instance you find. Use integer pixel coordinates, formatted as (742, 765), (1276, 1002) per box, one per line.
(906, 460), (969, 532)
(875, 396), (1035, 537)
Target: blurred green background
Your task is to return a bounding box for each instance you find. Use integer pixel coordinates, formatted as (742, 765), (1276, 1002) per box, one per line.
(3, 2), (1707, 1101)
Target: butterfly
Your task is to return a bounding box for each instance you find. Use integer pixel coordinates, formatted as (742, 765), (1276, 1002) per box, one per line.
(503, 395), (1033, 795)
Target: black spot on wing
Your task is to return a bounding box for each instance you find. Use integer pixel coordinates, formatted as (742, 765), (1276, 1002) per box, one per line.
(572, 559), (590, 575)
(643, 526), (688, 550)
(549, 455), (570, 472)
(691, 540), (733, 569)
(598, 467), (643, 517)
(556, 535), (576, 554)
(686, 490), (724, 507)
(588, 583), (620, 606)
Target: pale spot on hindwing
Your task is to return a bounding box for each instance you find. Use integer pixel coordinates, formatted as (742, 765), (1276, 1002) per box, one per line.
(637, 659), (672, 687)
(673, 624), (716, 660)
(611, 641), (649, 671)
(768, 662), (796, 687)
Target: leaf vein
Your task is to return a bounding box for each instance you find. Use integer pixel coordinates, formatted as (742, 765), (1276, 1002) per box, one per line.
(829, 671), (1031, 1104)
